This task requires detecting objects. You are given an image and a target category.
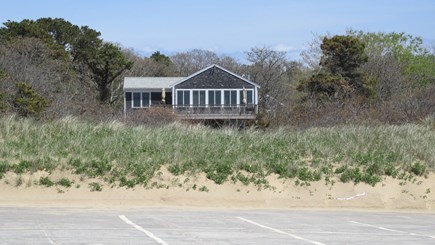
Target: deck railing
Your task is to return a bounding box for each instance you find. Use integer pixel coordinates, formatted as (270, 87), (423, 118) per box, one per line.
(173, 105), (257, 116)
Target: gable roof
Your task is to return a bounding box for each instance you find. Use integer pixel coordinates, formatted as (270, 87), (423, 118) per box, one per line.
(123, 77), (184, 90)
(170, 64), (260, 88)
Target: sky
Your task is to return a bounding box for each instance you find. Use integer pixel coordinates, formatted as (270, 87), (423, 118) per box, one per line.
(2, 0), (435, 62)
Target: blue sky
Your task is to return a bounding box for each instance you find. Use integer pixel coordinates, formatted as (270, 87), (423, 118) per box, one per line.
(2, 0), (435, 61)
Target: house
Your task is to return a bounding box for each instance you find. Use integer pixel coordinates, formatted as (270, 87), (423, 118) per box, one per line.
(123, 64), (260, 120)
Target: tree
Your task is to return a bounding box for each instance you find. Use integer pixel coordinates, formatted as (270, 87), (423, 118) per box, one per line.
(348, 30), (435, 86)
(86, 42), (133, 103)
(150, 51), (171, 66)
(171, 49), (220, 76)
(245, 46), (288, 114)
(0, 18), (127, 105)
(300, 33), (325, 71)
(0, 69), (6, 112)
(298, 35), (373, 100)
(13, 82), (49, 117)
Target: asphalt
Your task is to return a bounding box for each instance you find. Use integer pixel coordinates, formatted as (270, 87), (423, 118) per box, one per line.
(0, 207), (434, 244)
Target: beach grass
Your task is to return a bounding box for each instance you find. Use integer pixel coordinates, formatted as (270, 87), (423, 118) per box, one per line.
(0, 115), (433, 187)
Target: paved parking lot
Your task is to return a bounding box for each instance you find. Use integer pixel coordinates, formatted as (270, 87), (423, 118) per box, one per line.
(0, 207), (434, 244)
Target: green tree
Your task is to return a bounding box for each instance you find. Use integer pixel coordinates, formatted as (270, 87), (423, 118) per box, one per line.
(150, 51), (171, 66)
(13, 82), (49, 117)
(299, 35), (374, 100)
(87, 43), (133, 103)
(348, 30), (435, 86)
(0, 18), (131, 105)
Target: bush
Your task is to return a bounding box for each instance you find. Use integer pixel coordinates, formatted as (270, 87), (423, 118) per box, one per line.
(0, 161), (10, 179)
(56, 177), (73, 188)
(13, 82), (49, 118)
(205, 163), (233, 184)
(89, 182), (103, 192)
(126, 107), (177, 126)
(410, 162), (426, 176)
(39, 176), (54, 187)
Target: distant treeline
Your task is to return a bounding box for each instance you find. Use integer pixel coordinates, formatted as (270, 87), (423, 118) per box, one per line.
(1, 18), (434, 127)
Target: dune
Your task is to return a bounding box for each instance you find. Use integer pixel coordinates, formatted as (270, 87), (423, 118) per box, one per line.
(1, 169), (434, 211)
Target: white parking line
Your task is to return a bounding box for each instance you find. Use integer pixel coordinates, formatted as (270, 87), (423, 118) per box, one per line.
(42, 229), (56, 245)
(119, 215), (169, 245)
(237, 216), (326, 245)
(349, 221), (435, 239)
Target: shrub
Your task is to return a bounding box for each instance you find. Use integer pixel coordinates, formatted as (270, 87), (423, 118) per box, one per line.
(56, 178), (73, 188)
(39, 176), (54, 187)
(410, 162), (426, 176)
(89, 182), (103, 192)
(13, 160), (33, 174)
(13, 82), (49, 118)
(126, 107), (177, 126)
(205, 163), (233, 184)
(69, 159), (112, 177)
(0, 161), (10, 177)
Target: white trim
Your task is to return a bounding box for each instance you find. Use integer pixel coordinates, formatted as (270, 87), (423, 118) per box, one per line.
(173, 88), (253, 107)
(172, 86), (175, 107)
(123, 92), (127, 120)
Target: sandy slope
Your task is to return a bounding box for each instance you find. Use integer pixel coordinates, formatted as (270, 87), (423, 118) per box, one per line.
(1, 169), (434, 211)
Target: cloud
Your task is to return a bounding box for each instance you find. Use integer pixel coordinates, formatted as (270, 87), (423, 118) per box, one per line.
(272, 44), (298, 52)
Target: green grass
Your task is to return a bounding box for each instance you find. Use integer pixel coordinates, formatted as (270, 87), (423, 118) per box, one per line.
(0, 115), (433, 187)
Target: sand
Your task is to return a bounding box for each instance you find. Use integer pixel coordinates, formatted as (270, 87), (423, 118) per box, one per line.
(1, 169), (434, 211)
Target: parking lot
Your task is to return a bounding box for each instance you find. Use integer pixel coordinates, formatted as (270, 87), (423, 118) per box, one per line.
(0, 207), (434, 244)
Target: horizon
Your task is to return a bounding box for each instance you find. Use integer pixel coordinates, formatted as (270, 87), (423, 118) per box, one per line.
(2, 0), (435, 62)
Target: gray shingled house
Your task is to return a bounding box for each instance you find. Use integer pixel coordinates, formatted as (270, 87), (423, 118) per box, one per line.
(123, 64), (260, 120)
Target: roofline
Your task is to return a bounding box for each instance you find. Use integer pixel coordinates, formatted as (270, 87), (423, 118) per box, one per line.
(169, 64), (260, 88)
(123, 76), (185, 90)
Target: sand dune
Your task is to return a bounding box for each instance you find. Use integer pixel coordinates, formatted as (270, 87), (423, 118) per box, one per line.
(1, 169), (434, 211)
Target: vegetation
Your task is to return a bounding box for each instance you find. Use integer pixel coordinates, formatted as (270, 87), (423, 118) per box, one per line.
(0, 17), (434, 190)
(0, 116), (433, 188)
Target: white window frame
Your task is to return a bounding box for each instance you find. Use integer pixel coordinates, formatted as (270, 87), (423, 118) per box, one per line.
(131, 91), (151, 108)
(176, 89), (191, 107)
(132, 92), (141, 108)
(175, 88), (255, 107)
(223, 89), (239, 107)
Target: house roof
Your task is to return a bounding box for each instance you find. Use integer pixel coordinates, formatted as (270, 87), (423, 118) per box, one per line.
(170, 64), (260, 88)
(123, 77), (184, 90)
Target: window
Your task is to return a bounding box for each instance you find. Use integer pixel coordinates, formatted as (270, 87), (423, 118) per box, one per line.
(239, 90), (254, 105)
(208, 91), (214, 106)
(208, 90), (221, 106)
(151, 92), (161, 105)
(247, 90), (253, 104)
(177, 90), (190, 106)
(133, 92), (141, 108)
(125, 92), (132, 104)
(193, 90), (206, 106)
(224, 90), (237, 106)
(177, 91), (183, 105)
(142, 92), (150, 106)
